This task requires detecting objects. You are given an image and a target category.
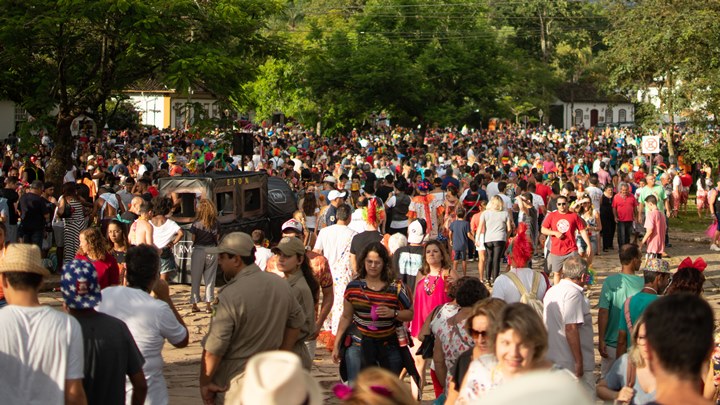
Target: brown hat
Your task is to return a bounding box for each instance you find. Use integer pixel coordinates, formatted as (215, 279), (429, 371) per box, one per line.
(206, 232), (254, 256)
(271, 237), (306, 256)
(0, 244), (50, 276)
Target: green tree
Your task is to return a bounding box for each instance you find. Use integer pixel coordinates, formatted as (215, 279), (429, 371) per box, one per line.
(602, 0), (720, 161)
(0, 0), (279, 184)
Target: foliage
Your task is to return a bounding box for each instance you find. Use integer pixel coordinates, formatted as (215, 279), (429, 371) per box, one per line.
(633, 101), (661, 129)
(0, 0), (280, 184)
(680, 132), (720, 169)
(105, 97), (140, 130)
(601, 0), (720, 158)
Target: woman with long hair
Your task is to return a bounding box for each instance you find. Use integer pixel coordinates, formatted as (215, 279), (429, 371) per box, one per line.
(75, 227), (120, 289)
(409, 240), (459, 398)
(59, 182), (88, 263)
(301, 189), (320, 235)
(273, 236), (320, 370)
(106, 219), (130, 284)
(575, 197), (601, 267)
(332, 242), (413, 380)
(478, 195), (514, 285)
(189, 198), (219, 313)
(597, 317), (656, 404)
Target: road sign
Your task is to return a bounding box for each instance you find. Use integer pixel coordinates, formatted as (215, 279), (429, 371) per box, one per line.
(642, 136), (660, 154)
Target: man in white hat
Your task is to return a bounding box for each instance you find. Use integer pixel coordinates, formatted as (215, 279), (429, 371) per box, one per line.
(240, 351), (321, 405)
(200, 232), (306, 404)
(0, 244), (87, 404)
(325, 189), (348, 227)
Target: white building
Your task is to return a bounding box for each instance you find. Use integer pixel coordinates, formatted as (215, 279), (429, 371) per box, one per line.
(550, 83), (635, 130)
(0, 100), (27, 138)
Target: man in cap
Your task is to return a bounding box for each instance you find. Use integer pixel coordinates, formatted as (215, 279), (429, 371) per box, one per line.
(391, 219), (427, 297)
(615, 257), (672, 358)
(61, 259), (147, 405)
(266, 219), (334, 359)
(0, 244), (87, 404)
(325, 189), (348, 227)
(200, 232), (306, 404)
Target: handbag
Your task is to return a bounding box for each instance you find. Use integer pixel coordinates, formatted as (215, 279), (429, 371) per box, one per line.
(415, 304), (443, 359)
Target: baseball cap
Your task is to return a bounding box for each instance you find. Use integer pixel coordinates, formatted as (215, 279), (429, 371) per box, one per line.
(281, 219), (304, 234)
(323, 176), (337, 184)
(61, 260), (102, 309)
(271, 237), (306, 257)
(642, 258), (671, 274)
(206, 232), (254, 256)
(328, 190), (348, 201)
(408, 219), (427, 244)
(0, 244), (50, 276)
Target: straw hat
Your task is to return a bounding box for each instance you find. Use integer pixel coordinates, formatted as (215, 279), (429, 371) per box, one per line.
(239, 351), (321, 405)
(0, 244), (50, 276)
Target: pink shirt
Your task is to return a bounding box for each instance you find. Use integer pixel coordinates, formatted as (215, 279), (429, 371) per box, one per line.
(644, 210), (666, 254)
(410, 274), (450, 337)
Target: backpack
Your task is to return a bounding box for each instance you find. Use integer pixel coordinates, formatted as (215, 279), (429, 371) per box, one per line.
(506, 271), (544, 316)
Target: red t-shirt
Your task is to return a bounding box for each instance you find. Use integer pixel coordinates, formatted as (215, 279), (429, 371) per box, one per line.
(535, 183), (552, 205)
(75, 253), (120, 289)
(612, 194), (638, 222)
(148, 186), (159, 197)
(542, 211), (585, 256)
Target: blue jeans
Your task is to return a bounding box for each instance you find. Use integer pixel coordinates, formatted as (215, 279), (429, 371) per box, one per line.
(360, 336), (403, 375)
(345, 344), (362, 383)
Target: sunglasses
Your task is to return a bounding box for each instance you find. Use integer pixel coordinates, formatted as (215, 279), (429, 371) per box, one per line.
(470, 329), (488, 338)
(557, 202), (568, 206)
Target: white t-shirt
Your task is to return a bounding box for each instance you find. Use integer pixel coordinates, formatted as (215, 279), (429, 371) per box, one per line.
(152, 220), (181, 249)
(585, 186), (603, 212)
(0, 305), (84, 405)
(491, 267), (548, 304)
(254, 246), (274, 271)
(136, 163), (148, 179)
(314, 224), (356, 267)
(98, 287), (187, 405)
(543, 279), (595, 373)
(498, 194), (513, 211)
(672, 175), (682, 192)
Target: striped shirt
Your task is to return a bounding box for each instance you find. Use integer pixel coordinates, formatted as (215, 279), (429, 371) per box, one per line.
(344, 279), (412, 339)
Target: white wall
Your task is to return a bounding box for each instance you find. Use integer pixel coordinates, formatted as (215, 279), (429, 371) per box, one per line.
(558, 101), (634, 129)
(0, 100), (17, 138)
(128, 94), (166, 129)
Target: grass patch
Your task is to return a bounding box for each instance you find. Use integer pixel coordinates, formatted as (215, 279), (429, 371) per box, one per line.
(668, 194), (713, 234)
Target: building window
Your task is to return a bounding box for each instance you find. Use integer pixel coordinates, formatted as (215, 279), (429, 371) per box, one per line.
(575, 109), (584, 124)
(606, 108), (613, 123)
(14, 105), (27, 123)
(618, 109), (627, 122)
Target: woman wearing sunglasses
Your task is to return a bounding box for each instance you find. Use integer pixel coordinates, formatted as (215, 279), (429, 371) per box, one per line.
(455, 303), (569, 403)
(444, 298), (507, 405)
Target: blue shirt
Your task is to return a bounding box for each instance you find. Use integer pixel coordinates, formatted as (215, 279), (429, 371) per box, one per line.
(449, 219), (471, 251)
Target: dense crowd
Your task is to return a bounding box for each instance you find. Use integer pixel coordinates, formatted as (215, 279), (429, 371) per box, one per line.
(0, 123), (718, 405)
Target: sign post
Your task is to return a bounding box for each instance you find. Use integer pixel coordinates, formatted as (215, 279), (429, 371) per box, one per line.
(642, 135), (660, 174)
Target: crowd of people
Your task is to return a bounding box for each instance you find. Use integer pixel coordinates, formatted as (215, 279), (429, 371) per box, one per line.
(0, 122), (718, 405)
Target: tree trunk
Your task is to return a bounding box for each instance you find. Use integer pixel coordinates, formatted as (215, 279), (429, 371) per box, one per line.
(665, 72), (676, 163)
(46, 113), (74, 193)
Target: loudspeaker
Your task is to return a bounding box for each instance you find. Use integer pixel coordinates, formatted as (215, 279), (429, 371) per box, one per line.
(233, 132), (254, 156)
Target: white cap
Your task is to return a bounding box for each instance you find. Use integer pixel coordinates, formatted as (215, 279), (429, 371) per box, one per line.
(408, 219), (427, 244)
(328, 190), (348, 201)
(483, 370), (592, 405)
(323, 176), (336, 184)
